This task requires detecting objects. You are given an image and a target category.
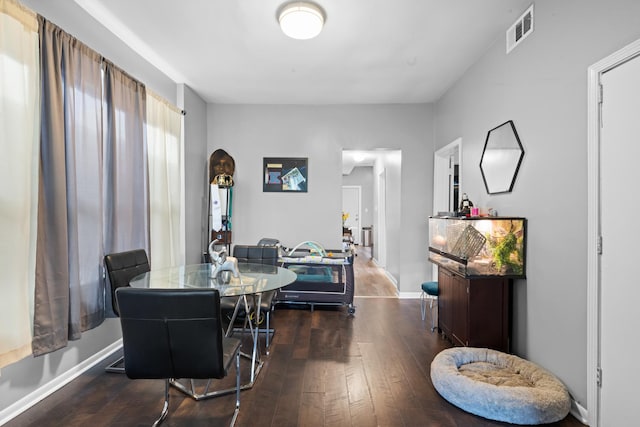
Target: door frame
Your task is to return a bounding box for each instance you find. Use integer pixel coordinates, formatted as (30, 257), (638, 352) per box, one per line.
(432, 138), (461, 280)
(433, 138), (461, 214)
(587, 37), (640, 427)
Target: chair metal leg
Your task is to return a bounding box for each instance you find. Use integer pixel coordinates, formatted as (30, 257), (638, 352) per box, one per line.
(429, 297), (437, 332)
(264, 309), (275, 355)
(152, 379), (170, 427)
(105, 355), (125, 373)
(421, 292), (438, 332)
(230, 350), (241, 427)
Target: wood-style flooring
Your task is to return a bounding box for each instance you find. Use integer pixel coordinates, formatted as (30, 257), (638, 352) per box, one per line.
(5, 246), (583, 427)
(352, 245), (397, 297)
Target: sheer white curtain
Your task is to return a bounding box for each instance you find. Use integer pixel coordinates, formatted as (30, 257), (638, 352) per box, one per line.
(0, 0), (39, 368)
(146, 91), (184, 268)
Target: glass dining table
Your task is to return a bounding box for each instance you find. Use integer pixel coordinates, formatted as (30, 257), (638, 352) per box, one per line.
(129, 262), (297, 399)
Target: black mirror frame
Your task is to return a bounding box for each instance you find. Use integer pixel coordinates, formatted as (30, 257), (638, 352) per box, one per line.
(479, 120), (525, 195)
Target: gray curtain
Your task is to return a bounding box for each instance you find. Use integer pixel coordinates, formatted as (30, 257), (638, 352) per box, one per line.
(33, 17), (105, 355)
(102, 60), (150, 262)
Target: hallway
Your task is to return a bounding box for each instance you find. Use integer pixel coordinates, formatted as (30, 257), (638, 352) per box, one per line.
(352, 245), (397, 297)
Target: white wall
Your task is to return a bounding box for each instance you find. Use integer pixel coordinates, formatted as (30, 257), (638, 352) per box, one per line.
(207, 104), (433, 292)
(433, 0), (640, 411)
(380, 151), (402, 280)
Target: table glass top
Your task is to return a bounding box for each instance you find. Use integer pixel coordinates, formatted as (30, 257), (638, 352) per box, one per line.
(129, 263), (297, 297)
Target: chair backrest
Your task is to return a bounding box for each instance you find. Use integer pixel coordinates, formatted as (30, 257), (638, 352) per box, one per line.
(233, 245), (278, 266)
(104, 249), (150, 316)
(116, 287), (227, 380)
(257, 238), (280, 247)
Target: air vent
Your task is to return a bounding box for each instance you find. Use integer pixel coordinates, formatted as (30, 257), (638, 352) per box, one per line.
(506, 5), (534, 54)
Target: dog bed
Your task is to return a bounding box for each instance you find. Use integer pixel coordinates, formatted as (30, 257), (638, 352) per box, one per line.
(430, 347), (571, 425)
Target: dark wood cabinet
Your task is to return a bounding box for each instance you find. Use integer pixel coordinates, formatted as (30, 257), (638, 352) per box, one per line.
(437, 268), (454, 339)
(437, 267), (510, 352)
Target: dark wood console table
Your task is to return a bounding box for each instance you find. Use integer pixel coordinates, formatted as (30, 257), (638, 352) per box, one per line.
(427, 216), (526, 354)
(437, 267), (510, 352)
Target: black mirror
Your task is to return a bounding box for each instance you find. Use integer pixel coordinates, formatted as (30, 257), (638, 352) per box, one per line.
(480, 120), (524, 194)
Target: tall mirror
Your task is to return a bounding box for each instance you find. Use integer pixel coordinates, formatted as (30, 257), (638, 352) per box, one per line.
(479, 120), (524, 194)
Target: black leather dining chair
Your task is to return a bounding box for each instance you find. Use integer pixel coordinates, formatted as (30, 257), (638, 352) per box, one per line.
(104, 248), (150, 373)
(221, 244), (279, 352)
(116, 287), (241, 427)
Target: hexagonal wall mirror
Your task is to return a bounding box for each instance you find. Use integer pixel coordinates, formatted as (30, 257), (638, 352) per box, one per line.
(480, 120), (524, 194)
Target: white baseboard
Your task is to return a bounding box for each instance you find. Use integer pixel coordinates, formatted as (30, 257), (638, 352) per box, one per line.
(384, 271), (397, 284)
(398, 291), (422, 299)
(0, 340), (122, 426)
(570, 399), (589, 425)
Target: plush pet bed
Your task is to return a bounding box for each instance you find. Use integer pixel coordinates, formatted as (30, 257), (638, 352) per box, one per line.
(430, 347), (571, 425)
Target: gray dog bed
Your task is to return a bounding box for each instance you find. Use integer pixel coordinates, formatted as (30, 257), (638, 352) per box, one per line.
(430, 347), (571, 425)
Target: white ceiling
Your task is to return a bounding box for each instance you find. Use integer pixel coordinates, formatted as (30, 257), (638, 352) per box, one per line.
(342, 150), (378, 175)
(73, 0), (530, 105)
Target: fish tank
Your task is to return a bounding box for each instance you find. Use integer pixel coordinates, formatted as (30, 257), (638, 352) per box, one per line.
(428, 216), (527, 278)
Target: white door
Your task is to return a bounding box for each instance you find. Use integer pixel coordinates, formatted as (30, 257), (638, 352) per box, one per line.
(342, 186), (361, 245)
(598, 54), (640, 426)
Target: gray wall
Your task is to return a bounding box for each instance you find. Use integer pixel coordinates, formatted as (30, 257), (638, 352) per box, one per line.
(375, 151), (402, 279)
(179, 84), (209, 264)
(433, 0), (640, 410)
(207, 104), (432, 289)
(0, 0), (208, 416)
(343, 166), (374, 242)
(14, 0), (640, 420)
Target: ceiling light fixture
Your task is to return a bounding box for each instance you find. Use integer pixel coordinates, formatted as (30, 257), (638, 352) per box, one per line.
(353, 153), (366, 162)
(278, 1), (326, 40)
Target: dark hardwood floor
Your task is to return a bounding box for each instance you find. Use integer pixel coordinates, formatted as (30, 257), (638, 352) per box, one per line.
(5, 250), (583, 426)
(6, 297), (583, 427)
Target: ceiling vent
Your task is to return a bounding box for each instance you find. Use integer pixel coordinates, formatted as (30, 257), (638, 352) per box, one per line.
(506, 4), (534, 54)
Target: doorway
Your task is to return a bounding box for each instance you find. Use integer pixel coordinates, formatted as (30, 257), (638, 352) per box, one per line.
(587, 38), (640, 427)
(432, 139), (461, 280)
(341, 186), (361, 245)
(433, 138), (461, 215)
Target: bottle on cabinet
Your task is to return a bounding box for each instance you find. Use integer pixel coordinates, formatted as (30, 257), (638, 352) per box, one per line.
(459, 193), (474, 216)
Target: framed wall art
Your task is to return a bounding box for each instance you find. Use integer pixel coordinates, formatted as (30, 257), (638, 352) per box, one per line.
(263, 157), (308, 192)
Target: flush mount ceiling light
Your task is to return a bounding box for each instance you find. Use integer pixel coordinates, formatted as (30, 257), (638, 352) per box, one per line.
(278, 1), (326, 40)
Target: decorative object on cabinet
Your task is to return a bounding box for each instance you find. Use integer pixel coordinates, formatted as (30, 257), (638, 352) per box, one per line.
(458, 193), (474, 216)
(263, 157), (308, 192)
(428, 216), (527, 352)
(430, 347), (571, 425)
(207, 150), (235, 257)
(480, 120), (525, 194)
